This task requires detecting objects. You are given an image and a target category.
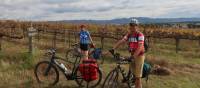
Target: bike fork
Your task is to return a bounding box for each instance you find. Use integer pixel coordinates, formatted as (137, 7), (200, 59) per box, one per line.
(119, 67), (127, 81)
(44, 57), (54, 76)
(44, 63), (52, 76)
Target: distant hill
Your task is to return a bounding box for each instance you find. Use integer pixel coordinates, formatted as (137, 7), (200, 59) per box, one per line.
(60, 17), (200, 24)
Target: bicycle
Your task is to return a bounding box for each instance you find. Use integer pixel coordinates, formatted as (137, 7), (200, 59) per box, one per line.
(65, 43), (104, 64)
(65, 43), (81, 64)
(34, 48), (102, 88)
(102, 50), (135, 88)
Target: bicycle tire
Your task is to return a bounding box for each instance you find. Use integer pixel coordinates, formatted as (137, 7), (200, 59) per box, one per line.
(34, 61), (59, 86)
(127, 73), (135, 88)
(102, 69), (120, 88)
(65, 49), (80, 64)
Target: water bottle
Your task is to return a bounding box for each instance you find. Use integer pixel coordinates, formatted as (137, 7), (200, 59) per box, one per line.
(60, 63), (70, 74)
(60, 63), (66, 70)
(60, 63), (72, 79)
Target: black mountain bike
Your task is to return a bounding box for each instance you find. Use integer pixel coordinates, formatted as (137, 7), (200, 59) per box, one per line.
(34, 49), (102, 88)
(102, 50), (135, 88)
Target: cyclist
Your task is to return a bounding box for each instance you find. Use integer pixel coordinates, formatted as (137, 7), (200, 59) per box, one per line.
(112, 19), (145, 88)
(79, 24), (95, 60)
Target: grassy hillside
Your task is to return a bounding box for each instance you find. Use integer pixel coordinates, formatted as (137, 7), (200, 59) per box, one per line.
(0, 37), (199, 88)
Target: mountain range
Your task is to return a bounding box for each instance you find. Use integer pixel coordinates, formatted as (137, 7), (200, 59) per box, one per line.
(60, 17), (200, 24)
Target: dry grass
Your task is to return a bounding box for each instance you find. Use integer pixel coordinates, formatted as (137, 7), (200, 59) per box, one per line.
(0, 32), (200, 88)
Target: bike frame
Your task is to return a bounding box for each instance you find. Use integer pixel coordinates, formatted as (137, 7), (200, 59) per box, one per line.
(44, 49), (82, 80)
(109, 50), (134, 84)
(115, 61), (132, 83)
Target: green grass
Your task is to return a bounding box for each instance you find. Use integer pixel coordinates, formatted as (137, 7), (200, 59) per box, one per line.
(0, 37), (200, 88)
(147, 38), (200, 64)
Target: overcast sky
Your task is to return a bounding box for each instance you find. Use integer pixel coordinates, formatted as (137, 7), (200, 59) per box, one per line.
(0, 0), (200, 21)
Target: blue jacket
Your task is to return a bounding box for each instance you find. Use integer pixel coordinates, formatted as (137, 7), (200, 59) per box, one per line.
(79, 30), (90, 44)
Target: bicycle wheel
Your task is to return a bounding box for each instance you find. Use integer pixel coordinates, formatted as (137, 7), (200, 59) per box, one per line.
(34, 61), (59, 86)
(65, 49), (80, 64)
(98, 54), (105, 65)
(74, 66), (102, 88)
(102, 69), (120, 88)
(127, 72), (135, 88)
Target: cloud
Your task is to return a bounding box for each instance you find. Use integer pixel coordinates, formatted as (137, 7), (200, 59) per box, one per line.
(0, 0), (199, 20)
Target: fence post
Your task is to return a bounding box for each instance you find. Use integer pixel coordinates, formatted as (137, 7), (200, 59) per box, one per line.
(23, 29), (26, 38)
(27, 27), (37, 54)
(74, 30), (77, 43)
(68, 30), (71, 48)
(199, 37), (200, 46)
(146, 36), (150, 47)
(101, 36), (104, 49)
(0, 35), (2, 51)
(175, 38), (180, 53)
(64, 30), (67, 47)
(52, 30), (57, 49)
(28, 35), (33, 54)
(72, 30), (75, 44)
(37, 29), (40, 42)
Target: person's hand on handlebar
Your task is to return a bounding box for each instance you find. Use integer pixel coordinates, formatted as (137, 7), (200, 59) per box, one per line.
(90, 43), (96, 48)
(103, 49), (114, 56)
(109, 49), (115, 55)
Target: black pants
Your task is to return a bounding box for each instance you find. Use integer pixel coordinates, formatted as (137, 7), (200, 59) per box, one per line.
(80, 43), (89, 51)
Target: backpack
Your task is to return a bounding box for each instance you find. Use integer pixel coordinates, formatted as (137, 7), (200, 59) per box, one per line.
(142, 62), (151, 81)
(79, 59), (98, 82)
(92, 48), (102, 60)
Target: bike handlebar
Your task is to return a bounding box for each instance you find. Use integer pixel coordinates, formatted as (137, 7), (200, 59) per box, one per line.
(46, 48), (56, 55)
(108, 49), (132, 63)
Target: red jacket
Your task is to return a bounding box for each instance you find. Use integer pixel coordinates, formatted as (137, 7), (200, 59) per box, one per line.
(123, 32), (145, 55)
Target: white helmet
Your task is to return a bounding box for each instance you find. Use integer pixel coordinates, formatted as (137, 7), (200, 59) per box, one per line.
(129, 18), (139, 25)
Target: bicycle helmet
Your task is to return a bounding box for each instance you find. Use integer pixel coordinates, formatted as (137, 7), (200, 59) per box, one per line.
(129, 18), (139, 26)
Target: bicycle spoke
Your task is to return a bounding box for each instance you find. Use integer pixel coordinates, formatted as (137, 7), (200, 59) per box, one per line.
(103, 69), (119, 88)
(34, 61), (59, 86)
(112, 72), (119, 88)
(108, 71), (116, 86)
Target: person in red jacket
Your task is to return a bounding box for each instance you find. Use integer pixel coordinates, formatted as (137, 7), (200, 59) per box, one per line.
(112, 19), (145, 88)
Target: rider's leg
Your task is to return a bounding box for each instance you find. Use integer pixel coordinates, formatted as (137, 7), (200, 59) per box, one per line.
(132, 55), (145, 88)
(135, 77), (142, 88)
(81, 50), (88, 60)
(80, 44), (89, 60)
